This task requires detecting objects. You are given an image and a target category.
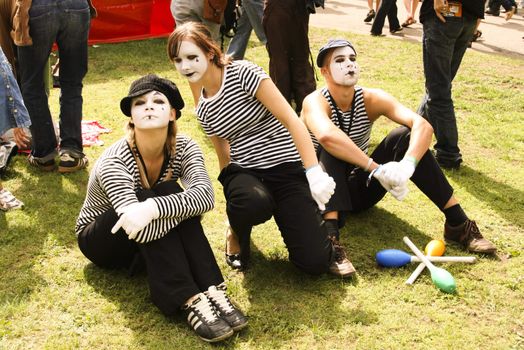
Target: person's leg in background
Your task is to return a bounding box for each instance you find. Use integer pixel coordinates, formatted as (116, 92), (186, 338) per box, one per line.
(55, 0), (90, 172)
(371, 0), (394, 35)
(18, 1), (60, 170)
(263, 0), (293, 104)
(419, 17), (475, 169)
(288, 0), (316, 112)
(385, 0), (402, 33)
(227, 0), (266, 60)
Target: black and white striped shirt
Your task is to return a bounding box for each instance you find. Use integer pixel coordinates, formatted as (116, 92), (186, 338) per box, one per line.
(312, 86), (372, 155)
(75, 135), (214, 243)
(195, 60), (301, 169)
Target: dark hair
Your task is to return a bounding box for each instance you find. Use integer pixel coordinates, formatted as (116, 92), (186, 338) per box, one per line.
(167, 22), (232, 68)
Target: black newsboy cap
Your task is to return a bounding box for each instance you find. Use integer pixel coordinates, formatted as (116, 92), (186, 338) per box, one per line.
(316, 39), (357, 68)
(120, 74), (185, 119)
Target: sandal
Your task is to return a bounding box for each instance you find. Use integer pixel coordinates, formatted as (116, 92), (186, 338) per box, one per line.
(472, 30), (482, 42)
(401, 17), (417, 27)
(225, 226), (243, 270)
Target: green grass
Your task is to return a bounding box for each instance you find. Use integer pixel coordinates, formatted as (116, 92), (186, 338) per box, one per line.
(1, 28), (523, 349)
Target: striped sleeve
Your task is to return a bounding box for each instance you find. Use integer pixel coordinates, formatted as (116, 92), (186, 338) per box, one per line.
(76, 136), (215, 244)
(237, 60), (269, 96)
(151, 138), (214, 220)
(97, 155), (139, 214)
(132, 136), (214, 243)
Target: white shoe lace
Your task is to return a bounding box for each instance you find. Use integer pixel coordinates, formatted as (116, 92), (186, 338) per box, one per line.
(189, 294), (219, 323)
(207, 285), (235, 314)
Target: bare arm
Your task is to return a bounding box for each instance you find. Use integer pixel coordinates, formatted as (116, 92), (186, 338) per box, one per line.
(364, 88), (433, 162)
(433, 0), (447, 23)
(302, 90), (380, 171)
(209, 135), (231, 171)
(254, 79), (318, 169)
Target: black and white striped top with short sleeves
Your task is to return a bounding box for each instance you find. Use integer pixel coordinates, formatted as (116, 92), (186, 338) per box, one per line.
(311, 86), (373, 155)
(195, 60), (301, 169)
(75, 135), (214, 243)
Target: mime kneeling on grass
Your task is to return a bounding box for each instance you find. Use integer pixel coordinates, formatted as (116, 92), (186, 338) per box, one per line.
(300, 39), (497, 272)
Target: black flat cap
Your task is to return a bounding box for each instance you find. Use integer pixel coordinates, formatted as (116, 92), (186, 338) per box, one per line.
(316, 39), (357, 68)
(120, 74), (185, 119)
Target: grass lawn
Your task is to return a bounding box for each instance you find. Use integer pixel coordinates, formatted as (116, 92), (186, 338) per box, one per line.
(0, 27), (523, 349)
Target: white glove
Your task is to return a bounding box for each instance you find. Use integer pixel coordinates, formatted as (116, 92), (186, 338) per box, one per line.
(371, 165), (393, 191)
(389, 183), (409, 201)
(305, 165), (336, 211)
(111, 198), (160, 240)
(377, 158), (416, 188)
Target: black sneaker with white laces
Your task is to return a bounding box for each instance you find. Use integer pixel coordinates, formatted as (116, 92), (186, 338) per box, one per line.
(58, 153), (88, 173)
(27, 154), (56, 172)
(206, 283), (248, 332)
(182, 293), (234, 342)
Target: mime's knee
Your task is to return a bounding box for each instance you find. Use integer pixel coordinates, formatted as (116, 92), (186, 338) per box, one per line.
(289, 248), (331, 275)
(227, 184), (274, 226)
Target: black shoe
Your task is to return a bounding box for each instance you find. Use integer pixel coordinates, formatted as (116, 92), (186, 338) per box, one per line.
(485, 8), (500, 16)
(58, 153), (88, 173)
(364, 9), (376, 22)
(182, 293), (234, 343)
(225, 253), (242, 269)
(390, 27), (403, 33)
(370, 31), (384, 37)
(206, 283), (248, 332)
(225, 226), (243, 270)
(436, 156), (462, 170)
(27, 154), (56, 172)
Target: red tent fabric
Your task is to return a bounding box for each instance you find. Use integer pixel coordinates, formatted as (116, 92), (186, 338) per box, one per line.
(88, 0), (175, 45)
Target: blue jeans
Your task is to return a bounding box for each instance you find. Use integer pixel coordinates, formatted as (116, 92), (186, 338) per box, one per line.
(417, 15), (476, 164)
(370, 0), (400, 35)
(17, 0), (90, 161)
(226, 0), (267, 60)
(0, 47), (31, 136)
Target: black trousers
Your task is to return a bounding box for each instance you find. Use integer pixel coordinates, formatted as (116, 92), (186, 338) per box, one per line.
(77, 180), (224, 315)
(218, 162), (333, 274)
(318, 126), (454, 225)
(263, 0), (316, 111)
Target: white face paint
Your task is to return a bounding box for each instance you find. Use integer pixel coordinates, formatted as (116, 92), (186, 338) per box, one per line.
(131, 91), (174, 130)
(329, 46), (360, 87)
(173, 40), (209, 83)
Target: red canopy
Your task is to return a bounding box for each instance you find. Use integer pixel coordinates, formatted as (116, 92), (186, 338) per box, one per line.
(88, 0), (175, 45)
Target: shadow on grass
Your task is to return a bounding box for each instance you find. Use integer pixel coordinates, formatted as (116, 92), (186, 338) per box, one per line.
(0, 155), (88, 307)
(82, 263), (216, 348)
(445, 165), (523, 229)
(340, 206), (468, 278)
